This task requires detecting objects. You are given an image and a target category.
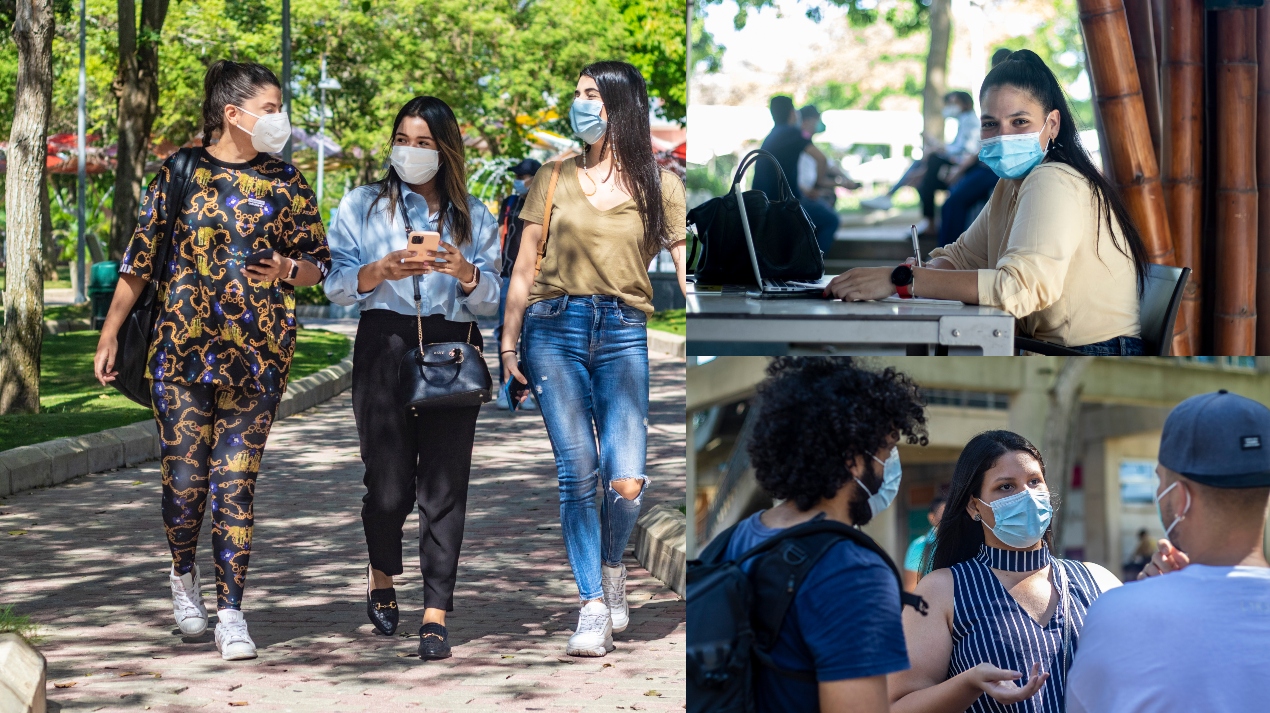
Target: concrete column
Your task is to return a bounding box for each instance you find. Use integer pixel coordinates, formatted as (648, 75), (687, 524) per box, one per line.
(861, 499), (900, 563)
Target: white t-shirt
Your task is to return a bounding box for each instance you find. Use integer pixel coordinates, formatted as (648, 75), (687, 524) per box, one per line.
(797, 151), (817, 194)
(1066, 564), (1270, 713)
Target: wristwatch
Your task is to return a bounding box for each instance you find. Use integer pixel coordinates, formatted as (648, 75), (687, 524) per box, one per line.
(891, 264), (915, 299)
(286, 258), (300, 281)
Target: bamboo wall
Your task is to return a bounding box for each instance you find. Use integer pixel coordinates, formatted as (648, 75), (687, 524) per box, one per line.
(1086, 0), (1268, 355)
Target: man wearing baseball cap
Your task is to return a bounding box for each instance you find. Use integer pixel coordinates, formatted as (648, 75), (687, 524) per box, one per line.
(1065, 390), (1270, 712)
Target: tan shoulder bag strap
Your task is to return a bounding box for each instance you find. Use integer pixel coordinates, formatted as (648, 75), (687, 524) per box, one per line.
(533, 159), (565, 275)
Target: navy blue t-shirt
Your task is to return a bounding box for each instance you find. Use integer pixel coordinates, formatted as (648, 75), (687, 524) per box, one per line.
(725, 511), (910, 713)
(752, 125), (810, 200)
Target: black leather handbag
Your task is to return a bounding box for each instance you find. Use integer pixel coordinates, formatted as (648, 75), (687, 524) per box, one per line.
(111, 147), (199, 407)
(395, 203), (493, 413)
(686, 149), (824, 285)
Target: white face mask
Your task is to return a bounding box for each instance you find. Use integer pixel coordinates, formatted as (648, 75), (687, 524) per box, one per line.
(390, 145), (440, 185)
(234, 107), (291, 154)
(1155, 480), (1191, 540)
(855, 447), (902, 518)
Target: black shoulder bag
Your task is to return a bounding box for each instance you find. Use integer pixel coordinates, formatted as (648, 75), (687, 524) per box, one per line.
(396, 199), (493, 413)
(685, 148), (824, 286)
(111, 147), (199, 407)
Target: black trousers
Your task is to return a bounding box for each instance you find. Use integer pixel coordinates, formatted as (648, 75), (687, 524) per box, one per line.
(352, 309), (483, 612)
(918, 153), (955, 220)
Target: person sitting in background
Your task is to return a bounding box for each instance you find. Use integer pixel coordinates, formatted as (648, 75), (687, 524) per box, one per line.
(1065, 390), (1270, 713)
(797, 105), (860, 216)
(752, 96), (840, 254)
(936, 93), (999, 248)
(827, 50), (1148, 356)
(1121, 527), (1154, 581)
(902, 496), (945, 592)
(860, 91), (981, 234)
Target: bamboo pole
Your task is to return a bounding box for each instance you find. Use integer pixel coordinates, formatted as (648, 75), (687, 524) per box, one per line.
(1160, 0), (1205, 356)
(1212, 9), (1258, 355)
(1124, 0), (1164, 163)
(1078, 0), (1190, 353)
(1257, 5), (1270, 354)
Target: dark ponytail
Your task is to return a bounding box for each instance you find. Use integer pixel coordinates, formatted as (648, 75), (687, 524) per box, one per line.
(980, 49), (1150, 294)
(201, 60), (282, 144)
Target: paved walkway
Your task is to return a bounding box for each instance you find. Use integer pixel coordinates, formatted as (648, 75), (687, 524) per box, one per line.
(0, 341), (685, 711)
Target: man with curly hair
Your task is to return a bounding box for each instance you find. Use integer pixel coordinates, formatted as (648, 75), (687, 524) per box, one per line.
(723, 357), (929, 713)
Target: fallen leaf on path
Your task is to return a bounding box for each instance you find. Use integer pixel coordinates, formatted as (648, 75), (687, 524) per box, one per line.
(53, 682), (76, 688)
(118, 672), (138, 677)
(644, 691), (661, 697)
(556, 658), (576, 664)
(602, 663), (613, 668)
(7, 530), (26, 536)
(228, 684), (241, 691)
(131, 481), (142, 485)
(501, 655), (514, 659)
(229, 702), (249, 707)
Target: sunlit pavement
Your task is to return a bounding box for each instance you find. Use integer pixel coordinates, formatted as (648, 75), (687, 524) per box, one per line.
(0, 339), (685, 712)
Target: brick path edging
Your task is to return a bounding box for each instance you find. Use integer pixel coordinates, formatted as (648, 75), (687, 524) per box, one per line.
(0, 356), (354, 498)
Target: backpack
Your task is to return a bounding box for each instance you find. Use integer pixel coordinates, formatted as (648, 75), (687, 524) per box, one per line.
(686, 517), (929, 713)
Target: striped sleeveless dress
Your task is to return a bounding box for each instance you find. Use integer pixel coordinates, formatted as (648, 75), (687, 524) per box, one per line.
(948, 543), (1103, 713)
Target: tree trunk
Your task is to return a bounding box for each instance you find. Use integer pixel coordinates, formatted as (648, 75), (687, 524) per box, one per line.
(108, 0), (171, 260)
(40, 169), (57, 280)
(923, 0), (952, 152)
(1043, 357), (1091, 553)
(0, 0), (55, 415)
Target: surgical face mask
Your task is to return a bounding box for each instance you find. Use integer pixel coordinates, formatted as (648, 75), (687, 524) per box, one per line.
(513, 178), (527, 194)
(570, 99), (608, 145)
(977, 487), (1052, 549)
(979, 130), (1047, 180)
(855, 447), (902, 518)
(942, 105), (960, 119)
(234, 107), (291, 154)
(390, 145), (440, 185)
(1155, 480), (1191, 540)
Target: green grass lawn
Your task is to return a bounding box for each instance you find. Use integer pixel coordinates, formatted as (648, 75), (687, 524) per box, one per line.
(648, 309), (685, 336)
(0, 328), (350, 452)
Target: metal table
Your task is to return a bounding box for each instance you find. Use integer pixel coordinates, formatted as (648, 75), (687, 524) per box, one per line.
(687, 284), (1016, 356)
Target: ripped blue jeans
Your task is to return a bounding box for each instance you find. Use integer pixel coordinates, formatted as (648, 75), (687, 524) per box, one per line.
(522, 295), (650, 602)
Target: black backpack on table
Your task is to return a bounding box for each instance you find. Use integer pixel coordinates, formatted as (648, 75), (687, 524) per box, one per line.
(686, 517), (929, 713)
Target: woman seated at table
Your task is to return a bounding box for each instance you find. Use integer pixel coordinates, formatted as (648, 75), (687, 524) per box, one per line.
(825, 50), (1148, 356)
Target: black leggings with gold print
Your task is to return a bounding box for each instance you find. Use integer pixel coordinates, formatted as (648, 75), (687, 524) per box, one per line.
(153, 381), (281, 611)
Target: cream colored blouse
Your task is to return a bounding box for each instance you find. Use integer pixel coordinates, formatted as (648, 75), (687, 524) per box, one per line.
(928, 161), (1140, 346)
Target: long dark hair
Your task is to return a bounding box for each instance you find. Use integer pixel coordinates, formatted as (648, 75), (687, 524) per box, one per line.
(580, 61), (670, 256)
(981, 49), (1149, 293)
(365, 96), (473, 246)
(928, 430), (1052, 572)
(201, 60), (281, 144)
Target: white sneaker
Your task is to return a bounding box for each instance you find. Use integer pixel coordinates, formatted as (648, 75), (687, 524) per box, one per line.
(860, 195), (893, 211)
(215, 609), (257, 661)
(169, 564), (208, 636)
(566, 600), (614, 657)
(601, 563), (630, 633)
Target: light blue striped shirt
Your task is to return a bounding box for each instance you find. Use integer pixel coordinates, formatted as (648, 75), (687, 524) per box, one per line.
(324, 181), (501, 319)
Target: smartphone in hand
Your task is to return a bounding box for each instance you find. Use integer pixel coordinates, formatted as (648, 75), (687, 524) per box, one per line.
(245, 248), (277, 268)
(404, 231), (442, 263)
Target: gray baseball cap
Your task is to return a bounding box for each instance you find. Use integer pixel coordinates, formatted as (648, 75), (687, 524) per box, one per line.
(1159, 390), (1270, 488)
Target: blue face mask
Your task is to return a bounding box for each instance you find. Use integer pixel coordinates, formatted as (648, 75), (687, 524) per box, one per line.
(977, 487), (1052, 549)
(979, 131), (1046, 180)
(856, 447), (902, 518)
(570, 99), (608, 145)
(513, 179), (526, 194)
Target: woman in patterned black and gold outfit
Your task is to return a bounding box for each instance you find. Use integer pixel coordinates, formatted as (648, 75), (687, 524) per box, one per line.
(94, 60), (330, 661)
